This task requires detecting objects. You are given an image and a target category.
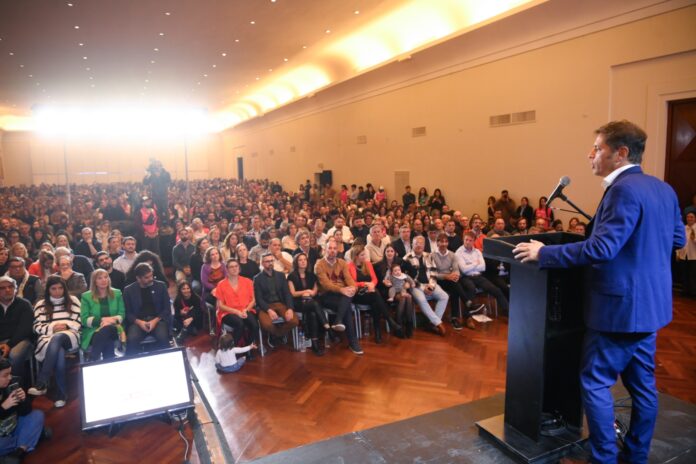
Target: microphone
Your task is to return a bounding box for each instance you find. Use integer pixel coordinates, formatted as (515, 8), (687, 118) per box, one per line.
(547, 176), (570, 206)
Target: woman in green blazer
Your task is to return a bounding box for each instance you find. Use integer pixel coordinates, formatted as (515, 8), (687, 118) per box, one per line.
(80, 269), (126, 361)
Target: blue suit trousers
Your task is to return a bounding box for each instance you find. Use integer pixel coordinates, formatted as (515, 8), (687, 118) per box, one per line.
(581, 330), (657, 464)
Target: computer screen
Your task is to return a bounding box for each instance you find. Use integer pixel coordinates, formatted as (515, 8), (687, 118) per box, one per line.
(80, 347), (194, 430)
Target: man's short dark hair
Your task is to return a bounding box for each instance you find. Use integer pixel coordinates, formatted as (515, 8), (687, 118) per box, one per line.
(95, 251), (108, 260)
(596, 120), (647, 164)
(436, 233), (448, 242)
(0, 358), (10, 372)
(259, 231), (271, 241)
(123, 236), (136, 244)
(134, 262), (153, 278)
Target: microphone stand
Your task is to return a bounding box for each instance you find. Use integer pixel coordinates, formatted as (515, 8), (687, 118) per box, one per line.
(553, 193), (592, 221)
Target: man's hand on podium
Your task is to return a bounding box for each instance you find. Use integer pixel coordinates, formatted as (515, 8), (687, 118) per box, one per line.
(512, 240), (545, 263)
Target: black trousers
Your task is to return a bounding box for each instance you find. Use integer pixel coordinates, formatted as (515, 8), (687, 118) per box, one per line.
(221, 313), (260, 345)
(126, 319), (170, 355)
(352, 290), (391, 326)
(437, 279), (476, 319)
(90, 324), (119, 361)
(460, 274), (509, 312)
(294, 298), (327, 340)
(317, 293), (357, 343)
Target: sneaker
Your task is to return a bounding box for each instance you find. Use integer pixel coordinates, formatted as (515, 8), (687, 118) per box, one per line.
(349, 341), (364, 355)
(467, 303), (486, 315)
(435, 323), (447, 336)
(54, 399), (66, 408)
(331, 323), (346, 332)
(28, 383), (47, 396)
(451, 318), (463, 331)
(267, 334), (275, 349)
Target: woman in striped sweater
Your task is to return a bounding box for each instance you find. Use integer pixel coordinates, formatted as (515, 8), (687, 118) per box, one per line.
(27, 275), (81, 408)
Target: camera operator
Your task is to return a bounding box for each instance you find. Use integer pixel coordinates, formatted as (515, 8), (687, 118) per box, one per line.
(143, 159), (171, 226)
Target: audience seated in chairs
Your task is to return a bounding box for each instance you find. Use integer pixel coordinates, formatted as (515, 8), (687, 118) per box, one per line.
(347, 244), (400, 344)
(0, 358), (47, 463)
(287, 253), (328, 356)
(314, 238), (363, 355)
(253, 253), (299, 349)
(201, 246), (227, 306)
(173, 280), (203, 342)
(122, 263), (171, 355)
(0, 277), (34, 384)
(213, 259), (259, 352)
(402, 236), (450, 337)
(80, 269), (126, 362)
(27, 275), (81, 408)
(53, 255), (87, 299)
(94, 251), (126, 291)
(5, 258), (40, 307)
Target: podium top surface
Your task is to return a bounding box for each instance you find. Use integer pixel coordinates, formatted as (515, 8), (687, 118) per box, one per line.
(483, 232), (584, 263)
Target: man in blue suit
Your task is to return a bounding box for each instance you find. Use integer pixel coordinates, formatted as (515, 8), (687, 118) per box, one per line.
(123, 262), (172, 355)
(513, 120), (685, 463)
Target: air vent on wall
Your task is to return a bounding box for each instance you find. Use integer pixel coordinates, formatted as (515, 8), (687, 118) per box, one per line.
(412, 126), (426, 137)
(490, 110), (536, 127)
(356, 135), (367, 144)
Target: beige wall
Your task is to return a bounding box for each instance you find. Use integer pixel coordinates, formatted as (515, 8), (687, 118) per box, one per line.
(1, 132), (223, 185)
(221, 5), (696, 221)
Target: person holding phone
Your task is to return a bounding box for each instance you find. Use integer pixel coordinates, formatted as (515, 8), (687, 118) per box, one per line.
(0, 358), (46, 461)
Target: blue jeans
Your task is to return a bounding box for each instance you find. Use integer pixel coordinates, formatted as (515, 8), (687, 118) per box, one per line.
(215, 357), (246, 373)
(581, 330), (657, 464)
(7, 340), (33, 383)
(38, 334), (71, 398)
(0, 410), (44, 455)
(411, 285), (449, 326)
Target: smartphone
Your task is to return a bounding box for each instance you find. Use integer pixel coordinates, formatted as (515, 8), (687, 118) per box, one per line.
(7, 382), (20, 394)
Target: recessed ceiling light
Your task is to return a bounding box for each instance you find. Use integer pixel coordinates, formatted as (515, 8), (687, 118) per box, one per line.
(354, 10), (360, 15)
(8, 52), (13, 56)
(83, 56), (88, 60)
(234, 39), (240, 43)
(302, 45), (307, 49)
(150, 60), (156, 64)
(250, 20), (255, 25)
(283, 57), (288, 62)
(145, 79), (149, 83)
(165, 12), (171, 16)
(85, 67), (90, 71)
(74, 25), (80, 29)
(67, 2), (73, 6)
(153, 48), (159, 51)
(19, 64), (24, 68)
(212, 64), (217, 68)
(28, 74), (33, 78)
(197, 82), (201, 85)
(91, 84), (95, 88)
(89, 76), (93, 80)
(325, 29), (331, 34)
(79, 43), (84, 46)
(159, 32), (165, 36)
(268, 68), (273, 72)
(203, 74), (208, 77)
(221, 52), (227, 57)
(255, 77), (260, 80)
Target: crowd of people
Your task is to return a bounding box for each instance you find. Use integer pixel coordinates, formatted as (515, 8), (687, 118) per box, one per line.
(0, 161), (694, 461)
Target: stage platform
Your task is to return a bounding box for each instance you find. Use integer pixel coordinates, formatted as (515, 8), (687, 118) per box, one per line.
(245, 390), (696, 464)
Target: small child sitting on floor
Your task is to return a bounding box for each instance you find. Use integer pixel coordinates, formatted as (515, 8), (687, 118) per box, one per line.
(215, 332), (257, 373)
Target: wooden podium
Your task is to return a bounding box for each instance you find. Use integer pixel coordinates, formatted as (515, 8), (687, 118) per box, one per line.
(476, 233), (589, 463)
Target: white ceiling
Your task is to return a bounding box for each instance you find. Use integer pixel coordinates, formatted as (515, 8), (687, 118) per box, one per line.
(1, 0), (550, 131)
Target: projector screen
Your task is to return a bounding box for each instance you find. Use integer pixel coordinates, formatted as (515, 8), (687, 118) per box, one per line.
(80, 347), (194, 430)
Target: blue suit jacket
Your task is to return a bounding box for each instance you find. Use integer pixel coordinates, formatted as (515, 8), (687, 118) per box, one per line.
(123, 280), (172, 328)
(539, 166), (685, 333)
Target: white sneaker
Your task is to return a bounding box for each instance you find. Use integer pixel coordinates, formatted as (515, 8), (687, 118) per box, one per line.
(54, 399), (66, 408)
(28, 384), (47, 396)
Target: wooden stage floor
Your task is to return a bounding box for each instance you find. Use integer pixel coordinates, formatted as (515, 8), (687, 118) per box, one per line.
(24, 296), (696, 463)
